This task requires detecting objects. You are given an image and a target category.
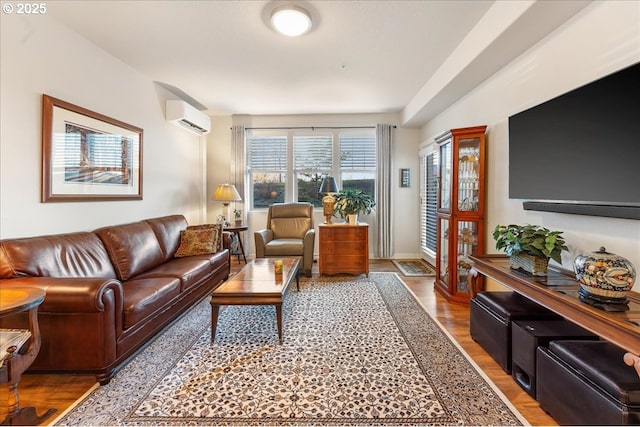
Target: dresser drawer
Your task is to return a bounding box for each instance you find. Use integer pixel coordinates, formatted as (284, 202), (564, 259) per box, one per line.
(320, 241), (367, 254)
(320, 227), (367, 241)
(322, 254), (367, 266)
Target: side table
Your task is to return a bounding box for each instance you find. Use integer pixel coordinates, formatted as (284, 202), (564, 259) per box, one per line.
(223, 225), (248, 264)
(0, 287), (56, 425)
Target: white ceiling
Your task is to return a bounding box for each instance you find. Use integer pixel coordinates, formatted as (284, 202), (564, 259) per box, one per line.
(47, 0), (592, 127)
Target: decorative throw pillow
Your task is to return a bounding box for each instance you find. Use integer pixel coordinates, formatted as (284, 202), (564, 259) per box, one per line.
(174, 226), (219, 257)
(183, 223), (223, 252)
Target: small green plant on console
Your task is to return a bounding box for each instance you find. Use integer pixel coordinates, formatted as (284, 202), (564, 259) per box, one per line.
(492, 224), (568, 264)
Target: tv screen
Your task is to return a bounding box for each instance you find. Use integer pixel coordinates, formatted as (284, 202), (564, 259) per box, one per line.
(508, 62), (640, 219)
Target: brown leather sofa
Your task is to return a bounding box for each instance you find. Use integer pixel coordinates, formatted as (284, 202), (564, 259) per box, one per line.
(0, 215), (229, 384)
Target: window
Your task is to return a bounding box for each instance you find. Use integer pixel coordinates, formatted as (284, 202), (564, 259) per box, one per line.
(248, 134), (286, 208)
(294, 134), (332, 207)
(420, 149), (438, 256)
(339, 132), (376, 196)
(246, 129), (376, 209)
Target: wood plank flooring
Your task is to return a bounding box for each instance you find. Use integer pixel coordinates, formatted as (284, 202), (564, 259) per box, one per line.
(0, 258), (557, 426)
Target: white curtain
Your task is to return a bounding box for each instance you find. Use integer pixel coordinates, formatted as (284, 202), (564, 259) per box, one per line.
(231, 125), (246, 222)
(376, 124), (393, 258)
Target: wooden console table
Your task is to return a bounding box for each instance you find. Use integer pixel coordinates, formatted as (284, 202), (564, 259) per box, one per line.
(469, 254), (640, 376)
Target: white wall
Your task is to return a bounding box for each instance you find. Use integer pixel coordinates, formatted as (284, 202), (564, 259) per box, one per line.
(421, 1), (640, 290)
(0, 14), (207, 238)
(206, 113), (422, 259)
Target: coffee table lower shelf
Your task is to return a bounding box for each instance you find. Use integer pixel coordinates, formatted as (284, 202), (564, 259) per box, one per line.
(210, 258), (300, 343)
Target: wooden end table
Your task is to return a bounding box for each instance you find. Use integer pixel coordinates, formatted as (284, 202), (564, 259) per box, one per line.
(210, 258), (300, 343)
(0, 287), (56, 425)
(223, 225), (248, 264)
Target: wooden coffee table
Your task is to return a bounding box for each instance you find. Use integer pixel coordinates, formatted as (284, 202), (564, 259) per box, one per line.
(210, 258), (300, 343)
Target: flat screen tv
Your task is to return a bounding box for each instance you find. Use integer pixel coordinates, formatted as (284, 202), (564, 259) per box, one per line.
(508, 62), (640, 220)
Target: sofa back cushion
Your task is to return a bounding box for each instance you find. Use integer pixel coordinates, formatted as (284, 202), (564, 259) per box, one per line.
(95, 221), (164, 281)
(0, 232), (116, 279)
(144, 215), (188, 262)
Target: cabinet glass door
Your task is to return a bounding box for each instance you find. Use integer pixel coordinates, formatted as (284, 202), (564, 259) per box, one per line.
(438, 217), (450, 286)
(439, 139), (452, 211)
(455, 219), (479, 294)
(457, 137), (480, 213)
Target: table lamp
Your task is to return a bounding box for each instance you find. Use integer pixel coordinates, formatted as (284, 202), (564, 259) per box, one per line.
(213, 183), (242, 226)
(319, 176), (339, 224)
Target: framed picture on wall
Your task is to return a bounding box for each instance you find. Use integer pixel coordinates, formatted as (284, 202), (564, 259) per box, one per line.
(41, 94), (143, 202)
(400, 168), (411, 188)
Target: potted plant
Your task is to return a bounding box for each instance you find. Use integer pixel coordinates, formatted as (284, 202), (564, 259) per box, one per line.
(233, 209), (242, 226)
(333, 189), (375, 225)
(492, 224), (568, 276)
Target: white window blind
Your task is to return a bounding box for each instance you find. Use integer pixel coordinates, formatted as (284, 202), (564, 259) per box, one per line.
(339, 134), (376, 170)
(420, 151), (438, 254)
(248, 135), (287, 171)
(294, 135), (332, 171)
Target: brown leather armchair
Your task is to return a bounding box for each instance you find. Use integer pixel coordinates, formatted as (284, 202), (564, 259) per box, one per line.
(254, 203), (315, 277)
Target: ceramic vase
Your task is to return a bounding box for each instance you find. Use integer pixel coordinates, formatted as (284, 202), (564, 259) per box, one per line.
(574, 246), (636, 304)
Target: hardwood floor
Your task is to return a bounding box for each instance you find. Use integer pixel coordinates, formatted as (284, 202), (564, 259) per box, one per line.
(0, 258), (557, 426)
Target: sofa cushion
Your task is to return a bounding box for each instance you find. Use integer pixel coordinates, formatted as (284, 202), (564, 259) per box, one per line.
(174, 226), (221, 258)
(95, 221), (164, 281)
(187, 224), (223, 252)
(145, 215), (188, 262)
(121, 277), (181, 329)
(135, 258), (212, 291)
(0, 232), (116, 279)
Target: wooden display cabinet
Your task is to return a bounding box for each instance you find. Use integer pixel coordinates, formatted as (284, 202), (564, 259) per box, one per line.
(435, 125), (487, 304)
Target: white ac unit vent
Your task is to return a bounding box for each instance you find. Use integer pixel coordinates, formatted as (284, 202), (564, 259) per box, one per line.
(166, 100), (211, 135)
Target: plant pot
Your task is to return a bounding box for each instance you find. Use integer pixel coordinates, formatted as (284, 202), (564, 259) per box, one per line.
(234, 219), (242, 226)
(347, 214), (358, 225)
(510, 254), (549, 276)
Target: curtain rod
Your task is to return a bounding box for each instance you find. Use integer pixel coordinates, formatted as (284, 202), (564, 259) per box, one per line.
(235, 125), (397, 130)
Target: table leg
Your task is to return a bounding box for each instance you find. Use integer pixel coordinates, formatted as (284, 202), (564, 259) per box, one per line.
(236, 232), (247, 264)
(275, 303), (283, 343)
(211, 303), (220, 343)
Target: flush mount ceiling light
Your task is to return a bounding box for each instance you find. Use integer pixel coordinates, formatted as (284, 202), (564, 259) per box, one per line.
(271, 5), (312, 37)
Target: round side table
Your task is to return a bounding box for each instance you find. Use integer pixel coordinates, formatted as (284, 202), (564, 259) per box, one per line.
(1, 287), (56, 425)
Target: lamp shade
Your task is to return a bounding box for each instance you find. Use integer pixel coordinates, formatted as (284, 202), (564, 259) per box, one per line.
(213, 184), (242, 204)
(319, 177), (338, 194)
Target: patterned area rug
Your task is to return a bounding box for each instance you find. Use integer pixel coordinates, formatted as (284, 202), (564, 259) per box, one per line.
(392, 259), (436, 277)
(53, 273), (524, 426)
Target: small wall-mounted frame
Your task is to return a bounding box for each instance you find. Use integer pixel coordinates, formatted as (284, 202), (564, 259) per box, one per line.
(400, 168), (411, 188)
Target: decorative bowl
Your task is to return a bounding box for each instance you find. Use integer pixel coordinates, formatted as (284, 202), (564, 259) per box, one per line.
(573, 247), (635, 304)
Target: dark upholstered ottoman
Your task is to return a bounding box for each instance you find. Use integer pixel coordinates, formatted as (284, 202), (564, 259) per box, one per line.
(511, 319), (598, 398)
(470, 291), (560, 373)
(537, 340), (640, 425)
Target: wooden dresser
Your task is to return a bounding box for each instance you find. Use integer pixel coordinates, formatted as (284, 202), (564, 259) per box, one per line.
(319, 223), (369, 277)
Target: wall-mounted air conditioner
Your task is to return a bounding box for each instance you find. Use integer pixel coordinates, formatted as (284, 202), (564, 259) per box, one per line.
(166, 100), (211, 135)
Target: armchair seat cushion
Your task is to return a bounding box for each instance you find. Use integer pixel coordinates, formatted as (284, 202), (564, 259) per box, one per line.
(264, 239), (303, 256)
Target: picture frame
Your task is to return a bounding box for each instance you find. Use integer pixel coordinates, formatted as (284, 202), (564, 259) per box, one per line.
(400, 168), (411, 188)
(41, 94), (143, 202)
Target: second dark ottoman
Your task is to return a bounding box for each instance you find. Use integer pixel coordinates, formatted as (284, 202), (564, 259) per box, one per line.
(511, 319), (598, 398)
(470, 291), (561, 373)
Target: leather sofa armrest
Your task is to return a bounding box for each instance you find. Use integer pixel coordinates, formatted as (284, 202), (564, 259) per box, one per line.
(0, 277), (123, 314)
(254, 229), (273, 258)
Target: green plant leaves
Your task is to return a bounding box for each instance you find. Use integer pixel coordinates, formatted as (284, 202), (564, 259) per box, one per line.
(492, 224), (568, 264)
